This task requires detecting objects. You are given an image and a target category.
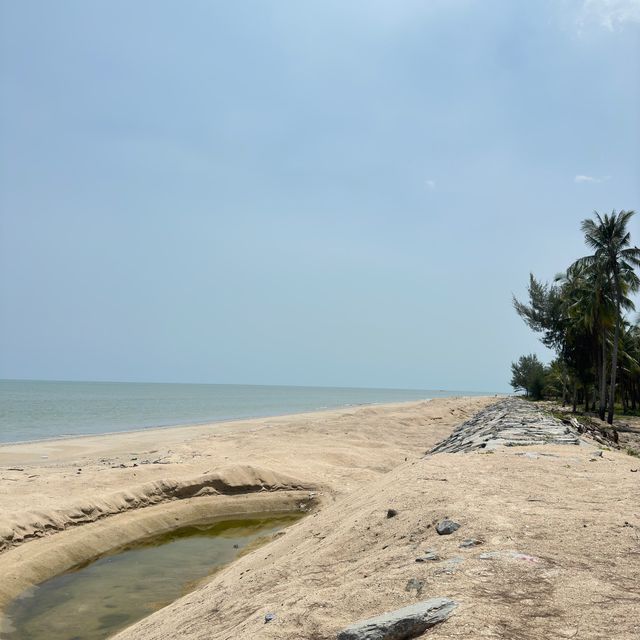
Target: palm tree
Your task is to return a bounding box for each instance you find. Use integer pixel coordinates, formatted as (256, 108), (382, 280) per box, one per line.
(557, 261), (614, 419)
(573, 210), (640, 424)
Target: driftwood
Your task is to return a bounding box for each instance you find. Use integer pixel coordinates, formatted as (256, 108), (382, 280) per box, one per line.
(564, 416), (619, 448)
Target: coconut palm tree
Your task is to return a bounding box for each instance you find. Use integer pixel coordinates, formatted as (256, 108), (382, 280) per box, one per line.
(557, 261), (614, 419)
(573, 210), (640, 423)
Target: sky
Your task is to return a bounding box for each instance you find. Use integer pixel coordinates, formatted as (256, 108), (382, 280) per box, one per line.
(0, 0), (639, 392)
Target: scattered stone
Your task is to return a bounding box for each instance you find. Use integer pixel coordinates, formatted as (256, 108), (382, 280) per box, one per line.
(387, 509), (398, 519)
(592, 450), (603, 458)
(436, 519), (460, 535)
(459, 538), (482, 549)
(336, 598), (457, 640)
(416, 551), (440, 562)
(405, 578), (424, 596)
(264, 613), (276, 623)
(434, 556), (463, 575)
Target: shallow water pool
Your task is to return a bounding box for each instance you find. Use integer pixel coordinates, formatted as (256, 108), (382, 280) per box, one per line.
(3, 513), (302, 640)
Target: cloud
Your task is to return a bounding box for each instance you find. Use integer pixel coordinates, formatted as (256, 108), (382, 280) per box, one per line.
(574, 174), (610, 183)
(425, 179), (436, 190)
(578, 0), (640, 31)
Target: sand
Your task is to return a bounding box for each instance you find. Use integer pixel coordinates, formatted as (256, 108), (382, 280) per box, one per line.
(1, 396), (639, 639)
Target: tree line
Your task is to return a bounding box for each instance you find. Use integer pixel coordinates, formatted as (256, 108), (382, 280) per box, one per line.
(511, 210), (640, 424)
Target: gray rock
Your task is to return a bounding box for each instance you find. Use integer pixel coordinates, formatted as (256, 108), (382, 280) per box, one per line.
(415, 551), (440, 562)
(387, 509), (398, 518)
(337, 598), (457, 640)
(264, 613), (276, 623)
(434, 556), (463, 575)
(405, 578), (424, 595)
(459, 538), (482, 548)
(436, 519), (460, 535)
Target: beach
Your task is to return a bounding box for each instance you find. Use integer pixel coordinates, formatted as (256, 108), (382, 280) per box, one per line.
(1, 396), (639, 639)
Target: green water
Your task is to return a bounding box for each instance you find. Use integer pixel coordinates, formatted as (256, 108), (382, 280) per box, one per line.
(3, 513), (303, 640)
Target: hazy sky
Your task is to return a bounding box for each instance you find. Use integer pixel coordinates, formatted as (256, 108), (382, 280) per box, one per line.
(1, 0), (639, 392)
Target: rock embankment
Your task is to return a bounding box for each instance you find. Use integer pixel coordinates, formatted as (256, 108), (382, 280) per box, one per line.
(429, 397), (581, 453)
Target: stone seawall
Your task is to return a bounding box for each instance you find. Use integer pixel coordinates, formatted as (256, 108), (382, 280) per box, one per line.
(429, 398), (581, 454)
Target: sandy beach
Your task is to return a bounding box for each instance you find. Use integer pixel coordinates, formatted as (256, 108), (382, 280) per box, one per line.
(1, 396), (639, 639)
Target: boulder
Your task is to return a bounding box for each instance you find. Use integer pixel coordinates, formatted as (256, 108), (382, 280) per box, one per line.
(435, 519), (460, 535)
(337, 598), (457, 640)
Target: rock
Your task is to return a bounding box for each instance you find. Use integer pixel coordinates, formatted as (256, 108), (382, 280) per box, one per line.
(336, 598), (457, 640)
(434, 556), (463, 575)
(592, 450), (603, 457)
(415, 551), (439, 562)
(459, 538), (482, 548)
(436, 519), (460, 535)
(405, 578), (424, 595)
(387, 509), (398, 519)
(264, 613), (276, 623)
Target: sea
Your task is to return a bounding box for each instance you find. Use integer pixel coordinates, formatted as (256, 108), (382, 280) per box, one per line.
(0, 380), (490, 444)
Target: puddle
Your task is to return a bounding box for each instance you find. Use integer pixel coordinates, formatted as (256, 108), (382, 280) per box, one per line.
(2, 512), (303, 640)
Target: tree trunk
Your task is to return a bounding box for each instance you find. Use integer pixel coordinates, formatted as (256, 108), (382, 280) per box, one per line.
(572, 381), (577, 413)
(584, 385), (589, 413)
(607, 278), (622, 425)
(598, 328), (607, 421)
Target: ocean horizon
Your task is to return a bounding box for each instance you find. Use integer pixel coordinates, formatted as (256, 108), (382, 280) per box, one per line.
(0, 379), (495, 444)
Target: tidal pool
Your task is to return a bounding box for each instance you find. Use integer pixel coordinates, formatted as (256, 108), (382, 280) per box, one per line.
(3, 512), (303, 640)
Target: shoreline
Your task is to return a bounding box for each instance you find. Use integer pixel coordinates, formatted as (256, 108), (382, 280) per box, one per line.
(1, 380), (500, 447)
(0, 397), (435, 449)
(0, 397), (497, 467)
